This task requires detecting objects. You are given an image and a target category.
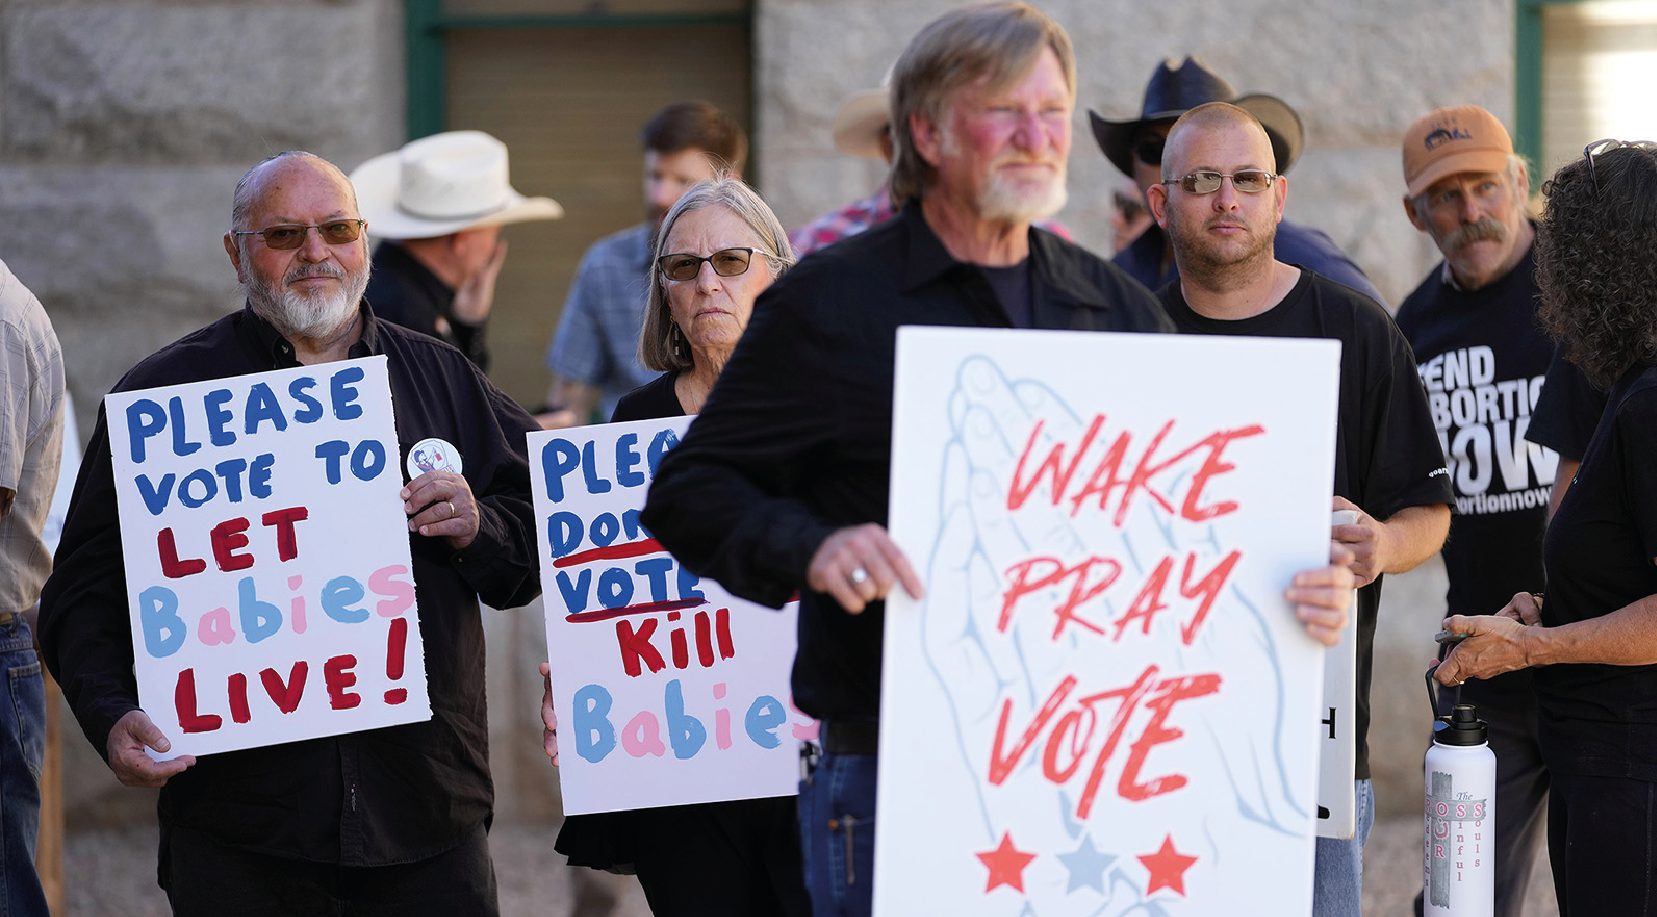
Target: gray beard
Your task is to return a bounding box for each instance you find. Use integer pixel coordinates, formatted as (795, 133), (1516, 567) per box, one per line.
(247, 262), (370, 341)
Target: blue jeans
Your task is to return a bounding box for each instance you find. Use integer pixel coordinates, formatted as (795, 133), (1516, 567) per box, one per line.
(0, 617), (45, 917)
(797, 748), (876, 917)
(1313, 778), (1375, 917)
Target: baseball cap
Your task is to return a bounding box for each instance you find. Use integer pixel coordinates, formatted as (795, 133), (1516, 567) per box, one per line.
(1402, 105), (1513, 198)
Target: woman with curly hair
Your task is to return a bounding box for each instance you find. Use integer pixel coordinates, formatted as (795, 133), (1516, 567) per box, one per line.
(1434, 139), (1657, 915)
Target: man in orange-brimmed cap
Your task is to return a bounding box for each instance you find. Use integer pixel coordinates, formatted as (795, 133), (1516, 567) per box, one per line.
(1395, 105), (1556, 917)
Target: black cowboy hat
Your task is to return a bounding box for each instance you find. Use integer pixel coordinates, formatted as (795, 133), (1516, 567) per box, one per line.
(1088, 56), (1305, 177)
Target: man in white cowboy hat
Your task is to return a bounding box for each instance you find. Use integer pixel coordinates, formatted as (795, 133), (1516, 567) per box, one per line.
(789, 83), (1070, 257)
(1090, 56), (1383, 304)
(541, 101), (746, 427)
(351, 130), (563, 372)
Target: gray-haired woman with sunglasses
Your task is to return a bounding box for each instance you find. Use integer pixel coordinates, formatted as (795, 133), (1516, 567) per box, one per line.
(1435, 139), (1657, 915)
(543, 176), (809, 916)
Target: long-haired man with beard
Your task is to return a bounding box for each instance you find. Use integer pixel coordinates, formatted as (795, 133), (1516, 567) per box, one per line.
(39, 151), (542, 916)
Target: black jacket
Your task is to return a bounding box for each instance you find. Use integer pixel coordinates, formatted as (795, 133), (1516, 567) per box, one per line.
(642, 201), (1171, 722)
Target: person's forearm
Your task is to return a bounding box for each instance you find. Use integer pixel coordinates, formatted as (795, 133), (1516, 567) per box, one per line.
(1527, 593), (1657, 667)
(1380, 503), (1450, 574)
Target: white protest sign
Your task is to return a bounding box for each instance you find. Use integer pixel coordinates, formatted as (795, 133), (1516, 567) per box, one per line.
(876, 328), (1340, 916)
(106, 356), (429, 759)
(532, 418), (812, 816)
(1317, 510), (1361, 839)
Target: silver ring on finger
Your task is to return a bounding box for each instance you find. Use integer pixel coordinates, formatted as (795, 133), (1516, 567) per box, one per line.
(849, 566), (870, 587)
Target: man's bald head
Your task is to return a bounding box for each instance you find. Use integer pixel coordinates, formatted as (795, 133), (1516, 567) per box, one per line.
(1161, 102), (1275, 182)
(231, 151), (358, 237)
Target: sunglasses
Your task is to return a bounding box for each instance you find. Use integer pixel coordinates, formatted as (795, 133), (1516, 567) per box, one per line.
(231, 219), (366, 251)
(1134, 136), (1166, 166)
(657, 247), (762, 282)
(1583, 138), (1657, 194)
(1161, 169), (1277, 195)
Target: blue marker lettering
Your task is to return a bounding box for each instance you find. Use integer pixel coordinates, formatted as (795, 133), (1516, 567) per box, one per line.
(573, 684), (617, 763)
(138, 585), (186, 658)
(744, 695), (786, 749)
(203, 388), (236, 447)
(330, 365), (365, 420)
(125, 398), (167, 463)
(322, 575), (369, 624)
(237, 576), (283, 643)
(664, 679), (707, 759)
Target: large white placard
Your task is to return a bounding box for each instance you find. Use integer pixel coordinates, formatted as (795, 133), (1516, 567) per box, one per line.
(533, 418), (812, 816)
(876, 328), (1340, 915)
(106, 356), (429, 759)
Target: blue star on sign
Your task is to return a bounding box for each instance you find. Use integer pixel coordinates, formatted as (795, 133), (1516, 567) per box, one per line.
(1057, 833), (1116, 894)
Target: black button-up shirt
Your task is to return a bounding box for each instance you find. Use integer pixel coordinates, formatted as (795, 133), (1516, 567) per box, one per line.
(40, 303), (541, 865)
(641, 201), (1172, 722)
(366, 242), (491, 371)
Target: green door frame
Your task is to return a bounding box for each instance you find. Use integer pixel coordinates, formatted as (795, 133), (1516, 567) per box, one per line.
(403, 0), (754, 141)
(1515, 0), (1652, 168)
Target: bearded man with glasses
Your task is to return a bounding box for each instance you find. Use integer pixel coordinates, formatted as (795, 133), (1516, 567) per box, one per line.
(1148, 101), (1453, 917)
(39, 151), (542, 916)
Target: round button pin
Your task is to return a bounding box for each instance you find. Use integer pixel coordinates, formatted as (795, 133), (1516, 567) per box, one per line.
(406, 437), (463, 478)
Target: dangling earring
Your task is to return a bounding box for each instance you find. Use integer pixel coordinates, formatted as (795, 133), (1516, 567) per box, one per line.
(671, 324), (685, 359)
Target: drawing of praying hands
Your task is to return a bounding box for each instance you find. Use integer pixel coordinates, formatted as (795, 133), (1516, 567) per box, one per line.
(919, 358), (1130, 914)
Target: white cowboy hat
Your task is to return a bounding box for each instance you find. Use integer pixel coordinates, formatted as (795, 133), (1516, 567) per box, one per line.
(832, 88), (891, 161)
(349, 130), (563, 240)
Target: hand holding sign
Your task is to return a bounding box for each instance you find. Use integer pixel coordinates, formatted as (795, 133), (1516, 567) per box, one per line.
(402, 471), (479, 550)
(1286, 542), (1356, 646)
(1330, 495), (1388, 587)
(539, 661), (559, 767)
(106, 710), (195, 788)
(806, 524), (924, 615)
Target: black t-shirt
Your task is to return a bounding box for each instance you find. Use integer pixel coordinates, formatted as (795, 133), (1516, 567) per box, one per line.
(981, 260), (1034, 329)
(613, 371), (687, 422)
(1538, 363), (1657, 779)
(1159, 270), (1453, 778)
(1395, 248), (1552, 621)
(1527, 344), (1608, 463)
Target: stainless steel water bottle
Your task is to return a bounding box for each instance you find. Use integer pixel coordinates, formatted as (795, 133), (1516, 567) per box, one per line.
(1423, 702), (1496, 917)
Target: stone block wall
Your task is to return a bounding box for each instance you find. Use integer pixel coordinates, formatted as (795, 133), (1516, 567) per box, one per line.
(757, 0), (1513, 311)
(0, 0), (406, 436)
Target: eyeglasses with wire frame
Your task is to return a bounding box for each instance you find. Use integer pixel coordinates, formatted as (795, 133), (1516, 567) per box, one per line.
(231, 219), (367, 251)
(657, 247), (767, 282)
(1161, 169), (1278, 195)
(1583, 138), (1657, 194)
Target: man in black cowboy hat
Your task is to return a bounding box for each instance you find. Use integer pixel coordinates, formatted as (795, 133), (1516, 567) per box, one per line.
(1091, 57), (1384, 305)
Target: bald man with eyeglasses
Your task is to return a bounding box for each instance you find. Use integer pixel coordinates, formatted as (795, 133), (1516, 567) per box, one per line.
(1149, 101), (1452, 917)
(39, 150), (543, 916)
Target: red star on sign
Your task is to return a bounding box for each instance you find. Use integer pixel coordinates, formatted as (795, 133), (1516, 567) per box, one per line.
(976, 831), (1037, 893)
(1137, 834), (1198, 896)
